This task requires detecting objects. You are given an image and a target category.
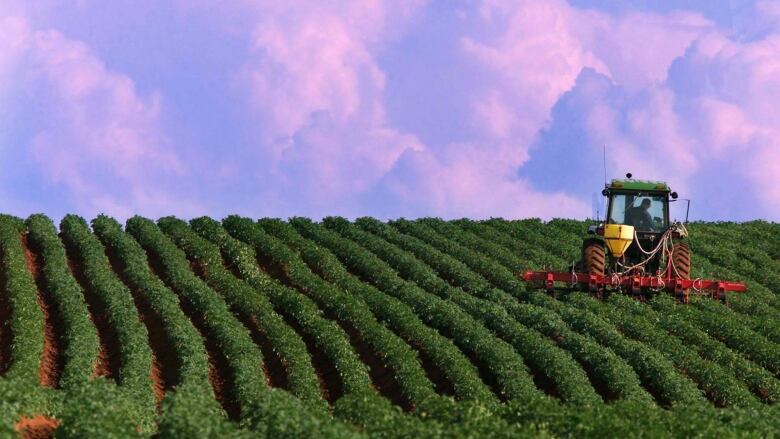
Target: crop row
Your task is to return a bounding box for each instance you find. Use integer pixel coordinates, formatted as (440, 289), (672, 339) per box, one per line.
(258, 218), (499, 404)
(127, 216), (367, 437)
(59, 215), (156, 428)
(0, 216), (44, 384)
(186, 216), (538, 437)
(565, 292), (757, 407)
(370, 219), (652, 403)
(299, 217), (544, 403)
(220, 215), (438, 408)
(25, 214), (100, 389)
(160, 217), (325, 409)
(350, 217), (601, 405)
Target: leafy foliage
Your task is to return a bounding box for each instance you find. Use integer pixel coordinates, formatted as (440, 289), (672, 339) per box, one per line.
(0, 215), (778, 436)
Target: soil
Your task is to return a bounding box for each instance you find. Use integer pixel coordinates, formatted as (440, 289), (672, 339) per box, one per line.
(146, 252), (240, 422)
(103, 245), (179, 407)
(63, 243), (121, 380)
(21, 234), (64, 389)
(253, 256), (347, 404)
(15, 415), (59, 439)
(463, 347), (510, 402)
(412, 342), (456, 397)
(237, 314), (289, 389)
(298, 246), (457, 399)
(279, 311), (343, 404)
(573, 358), (620, 403)
(340, 321), (412, 411)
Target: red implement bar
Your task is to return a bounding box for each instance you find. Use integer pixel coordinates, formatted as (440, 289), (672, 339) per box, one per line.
(522, 271), (747, 303)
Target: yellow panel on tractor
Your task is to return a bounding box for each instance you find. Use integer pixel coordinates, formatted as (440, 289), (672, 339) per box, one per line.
(604, 224), (634, 257)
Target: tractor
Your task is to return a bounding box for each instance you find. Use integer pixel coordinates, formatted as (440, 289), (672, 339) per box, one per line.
(523, 174), (746, 302)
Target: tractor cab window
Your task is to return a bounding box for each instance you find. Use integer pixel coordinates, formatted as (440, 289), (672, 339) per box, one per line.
(608, 193), (667, 232)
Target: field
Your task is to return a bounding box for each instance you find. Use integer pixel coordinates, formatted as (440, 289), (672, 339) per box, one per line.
(0, 214), (779, 437)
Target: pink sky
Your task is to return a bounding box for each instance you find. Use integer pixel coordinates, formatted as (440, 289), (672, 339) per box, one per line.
(1, 0), (779, 221)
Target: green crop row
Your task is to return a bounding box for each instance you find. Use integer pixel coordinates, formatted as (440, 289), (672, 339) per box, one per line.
(189, 217), (526, 437)
(129, 217), (319, 429)
(221, 215), (438, 409)
(0, 216), (44, 384)
(296, 217), (543, 403)
(59, 215), (156, 430)
(619, 293), (780, 403)
(187, 217), (375, 403)
(161, 217), (325, 410)
(566, 292), (758, 407)
(352, 217), (601, 406)
(91, 215), (240, 436)
(25, 214), (100, 389)
(129, 216), (363, 436)
(393, 219), (527, 298)
(527, 292), (707, 407)
(259, 218), (498, 404)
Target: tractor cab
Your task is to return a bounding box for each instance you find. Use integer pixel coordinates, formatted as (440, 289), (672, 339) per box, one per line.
(589, 175), (680, 273)
(604, 178), (672, 235)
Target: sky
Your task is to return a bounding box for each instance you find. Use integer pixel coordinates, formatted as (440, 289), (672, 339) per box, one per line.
(1, 0), (779, 222)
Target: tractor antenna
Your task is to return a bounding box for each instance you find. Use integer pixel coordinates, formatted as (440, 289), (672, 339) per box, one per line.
(602, 144), (608, 187)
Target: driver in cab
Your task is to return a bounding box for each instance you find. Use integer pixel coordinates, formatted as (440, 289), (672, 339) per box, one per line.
(626, 198), (653, 231)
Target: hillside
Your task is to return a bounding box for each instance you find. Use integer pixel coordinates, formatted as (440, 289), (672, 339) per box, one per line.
(0, 214), (778, 437)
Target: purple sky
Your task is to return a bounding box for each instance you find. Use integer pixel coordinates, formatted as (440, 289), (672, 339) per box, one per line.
(2, 0), (779, 222)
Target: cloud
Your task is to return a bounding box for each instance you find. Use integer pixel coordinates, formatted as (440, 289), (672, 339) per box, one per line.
(526, 6), (780, 220)
(4, 0), (779, 221)
(362, 0), (710, 220)
(667, 29), (780, 217)
(232, 1), (431, 216)
(0, 16), (200, 219)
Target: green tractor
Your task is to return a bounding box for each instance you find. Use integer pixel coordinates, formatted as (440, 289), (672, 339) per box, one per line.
(523, 174), (746, 302)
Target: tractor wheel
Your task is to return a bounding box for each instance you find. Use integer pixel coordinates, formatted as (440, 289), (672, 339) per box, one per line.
(671, 242), (691, 279)
(582, 238), (606, 276)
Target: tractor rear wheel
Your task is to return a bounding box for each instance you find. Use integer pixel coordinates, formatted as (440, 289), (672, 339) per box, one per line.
(582, 238), (606, 276)
(671, 242), (691, 279)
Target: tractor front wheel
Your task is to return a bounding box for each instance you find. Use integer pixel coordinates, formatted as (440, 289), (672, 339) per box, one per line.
(582, 238), (606, 277)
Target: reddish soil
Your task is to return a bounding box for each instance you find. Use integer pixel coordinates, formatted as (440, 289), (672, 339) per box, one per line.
(237, 314), (288, 389)
(412, 343), (456, 397)
(146, 252), (240, 422)
(192, 258), (288, 389)
(253, 256), (345, 404)
(103, 245), (178, 406)
(21, 234), (64, 389)
(15, 415), (59, 439)
(63, 244), (121, 380)
(0, 248), (12, 376)
(572, 358), (619, 403)
(463, 347), (509, 402)
(259, 254), (411, 409)
(179, 296), (240, 421)
(280, 311), (343, 404)
(340, 321), (412, 411)
(298, 251), (459, 400)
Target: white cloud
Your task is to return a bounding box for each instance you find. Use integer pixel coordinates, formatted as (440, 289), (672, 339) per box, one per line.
(0, 16), (199, 218)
